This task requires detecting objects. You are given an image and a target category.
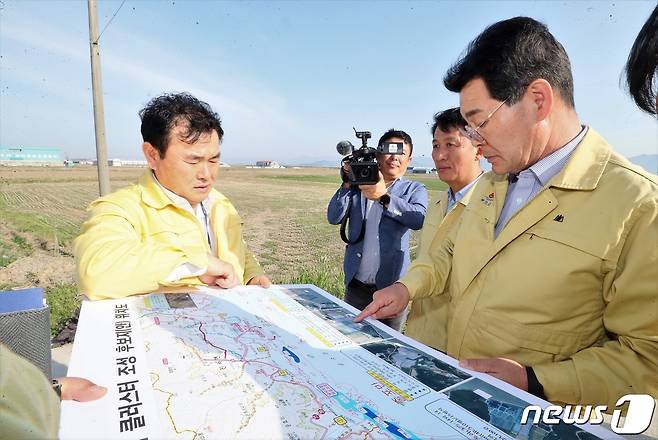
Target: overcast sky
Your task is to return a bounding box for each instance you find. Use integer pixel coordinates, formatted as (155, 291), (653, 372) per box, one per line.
(1, 0), (656, 165)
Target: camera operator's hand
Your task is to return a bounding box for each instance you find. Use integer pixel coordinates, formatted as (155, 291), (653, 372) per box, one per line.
(340, 162), (352, 188)
(359, 171), (387, 201)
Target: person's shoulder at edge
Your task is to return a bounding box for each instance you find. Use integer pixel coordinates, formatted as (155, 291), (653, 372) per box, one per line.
(607, 150), (658, 186)
(583, 128), (657, 200)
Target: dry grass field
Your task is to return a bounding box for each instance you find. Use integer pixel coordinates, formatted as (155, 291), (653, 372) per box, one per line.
(0, 165), (446, 336)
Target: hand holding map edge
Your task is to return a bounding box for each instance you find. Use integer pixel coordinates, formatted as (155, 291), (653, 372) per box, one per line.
(353, 282), (410, 322)
(58, 377), (108, 402)
(459, 357), (529, 391)
(247, 275), (272, 288)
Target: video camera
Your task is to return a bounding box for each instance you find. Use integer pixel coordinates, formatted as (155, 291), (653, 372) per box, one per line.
(336, 128), (405, 186)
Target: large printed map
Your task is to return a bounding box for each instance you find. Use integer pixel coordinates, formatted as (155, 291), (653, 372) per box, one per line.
(60, 285), (615, 439)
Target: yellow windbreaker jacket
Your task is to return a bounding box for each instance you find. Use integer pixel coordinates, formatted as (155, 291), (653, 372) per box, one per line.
(405, 184), (478, 351)
(74, 172), (264, 300)
(400, 128), (658, 408)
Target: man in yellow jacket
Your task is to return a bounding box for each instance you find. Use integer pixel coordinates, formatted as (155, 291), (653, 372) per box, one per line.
(74, 93), (270, 300)
(405, 107), (483, 351)
(356, 17), (658, 410)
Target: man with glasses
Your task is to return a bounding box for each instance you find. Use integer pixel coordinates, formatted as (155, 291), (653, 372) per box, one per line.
(356, 17), (657, 409)
(404, 108), (483, 351)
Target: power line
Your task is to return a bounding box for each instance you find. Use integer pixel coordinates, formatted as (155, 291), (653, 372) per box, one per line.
(94, 0), (127, 44)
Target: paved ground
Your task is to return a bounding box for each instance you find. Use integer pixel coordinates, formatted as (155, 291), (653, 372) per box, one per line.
(51, 342), (71, 378)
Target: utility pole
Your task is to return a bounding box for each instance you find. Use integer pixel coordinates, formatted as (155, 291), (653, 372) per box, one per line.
(87, 0), (111, 196)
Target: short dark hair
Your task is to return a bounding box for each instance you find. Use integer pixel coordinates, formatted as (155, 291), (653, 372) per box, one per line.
(139, 92), (224, 157)
(444, 17), (575, 108)
(378, 129), (413, 156)
(625, 5), (658, 115)
(431, 107), (467, 135)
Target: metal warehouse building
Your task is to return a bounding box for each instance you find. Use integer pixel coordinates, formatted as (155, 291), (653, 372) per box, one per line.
(0, 146), (64, 166)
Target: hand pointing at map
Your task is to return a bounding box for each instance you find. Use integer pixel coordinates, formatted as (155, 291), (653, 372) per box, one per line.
(353, 282), (410, 322)
(200, 256), (240, 289)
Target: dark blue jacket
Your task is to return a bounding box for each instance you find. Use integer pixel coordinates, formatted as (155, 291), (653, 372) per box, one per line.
(327, 177), (428, 289)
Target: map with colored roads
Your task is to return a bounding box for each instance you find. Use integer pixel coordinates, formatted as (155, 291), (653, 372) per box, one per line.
(61, 285), (612, 440)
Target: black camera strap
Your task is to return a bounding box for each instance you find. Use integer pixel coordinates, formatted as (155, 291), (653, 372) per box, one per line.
(339, 194), (366, 244)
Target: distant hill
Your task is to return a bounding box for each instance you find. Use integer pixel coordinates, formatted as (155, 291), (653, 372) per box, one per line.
(629, 154), (658, 174)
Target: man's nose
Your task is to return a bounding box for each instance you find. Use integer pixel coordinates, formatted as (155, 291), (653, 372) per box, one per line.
(197, 162), (211, 180)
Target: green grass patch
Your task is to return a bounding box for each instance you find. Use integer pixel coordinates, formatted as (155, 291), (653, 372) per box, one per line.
(284, 257), (344, 299)
(0, 242), (18, 267)
(46, 283), (81, 338)
(0, 234), (33, 267)
(11, 233), (33, 253)
(0, 199), (79, 245)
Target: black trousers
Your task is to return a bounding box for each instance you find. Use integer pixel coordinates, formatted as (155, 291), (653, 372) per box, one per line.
(344, 278), (408, 332)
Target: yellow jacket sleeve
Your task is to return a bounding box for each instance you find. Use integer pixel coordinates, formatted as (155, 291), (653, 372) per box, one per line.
(399, 216), (455, 300)
(534, 198), (658, 408)
(74, 199), (209, 300)
(209, 198), (264, 285)
(241, 244), (265, 283)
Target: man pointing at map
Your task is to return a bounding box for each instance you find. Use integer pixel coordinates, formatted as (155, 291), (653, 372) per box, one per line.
(74, 92), (270, 300)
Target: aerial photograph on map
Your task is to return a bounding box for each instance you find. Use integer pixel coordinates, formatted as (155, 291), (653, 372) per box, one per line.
(282, 286), (342, 312)
(311, 306), (394, 344)
(282, 286), (395, 343)
(443, 378), (603, 440)
(362, 340), (471, 392)
(164, 293), (198, 309)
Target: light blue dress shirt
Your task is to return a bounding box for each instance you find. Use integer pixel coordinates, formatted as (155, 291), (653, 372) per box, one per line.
(446, 172), (484, 213)
(495, 126), (588, 237)
(355, 179), (398, 284)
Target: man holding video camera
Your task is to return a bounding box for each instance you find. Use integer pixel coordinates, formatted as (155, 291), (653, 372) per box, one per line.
(327, 129), (428, 331)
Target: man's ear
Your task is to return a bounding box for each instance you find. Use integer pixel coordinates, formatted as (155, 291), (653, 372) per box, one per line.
(475, 146), (483, 161)
(142, 142), (160, 169)
(526, 79), (553, 122)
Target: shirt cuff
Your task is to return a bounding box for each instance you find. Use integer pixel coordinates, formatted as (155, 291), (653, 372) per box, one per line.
(165, 263), (206, 282)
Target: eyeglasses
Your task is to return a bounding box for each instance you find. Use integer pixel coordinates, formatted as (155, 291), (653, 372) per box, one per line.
(460, 99), (507, 143)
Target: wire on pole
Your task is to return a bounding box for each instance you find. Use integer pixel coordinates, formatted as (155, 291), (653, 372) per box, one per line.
(94, 0), (127, 44)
